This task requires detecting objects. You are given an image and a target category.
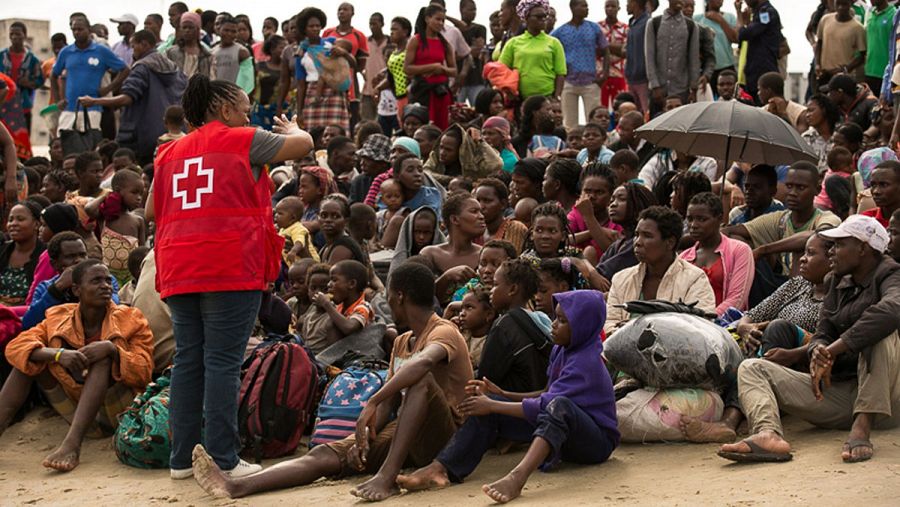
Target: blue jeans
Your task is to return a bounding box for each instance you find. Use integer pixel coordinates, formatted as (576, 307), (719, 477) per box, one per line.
(437, 396), (616, 482)
(167, 290), (262, 470)
(457, 84), (486, 106)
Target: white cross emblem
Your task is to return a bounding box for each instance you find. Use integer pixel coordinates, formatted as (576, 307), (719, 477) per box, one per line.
(172, 157), (214, 210)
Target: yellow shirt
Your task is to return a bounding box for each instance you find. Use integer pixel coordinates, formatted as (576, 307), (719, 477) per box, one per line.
(280, 221), (320, 263)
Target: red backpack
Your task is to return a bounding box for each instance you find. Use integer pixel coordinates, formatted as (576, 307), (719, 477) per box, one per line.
(238, 336), (319, 462)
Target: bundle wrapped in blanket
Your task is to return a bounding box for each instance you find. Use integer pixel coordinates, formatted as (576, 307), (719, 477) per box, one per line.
(604, 300), (743, 390)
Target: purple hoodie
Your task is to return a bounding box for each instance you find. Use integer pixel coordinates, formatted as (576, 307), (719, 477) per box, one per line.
(522, 290), (620, 444)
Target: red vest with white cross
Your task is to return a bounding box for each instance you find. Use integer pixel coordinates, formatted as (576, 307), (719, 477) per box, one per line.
(153, 121), (284, 299)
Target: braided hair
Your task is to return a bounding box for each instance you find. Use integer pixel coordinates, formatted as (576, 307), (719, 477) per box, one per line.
(415, 4), (451, 53)
(525, 201), (572, 257)
(619, 182), (657, 235)
(181, 74), (243, 128)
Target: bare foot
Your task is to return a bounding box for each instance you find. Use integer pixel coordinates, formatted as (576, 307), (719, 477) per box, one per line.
(397, 461), (450, 492)
(350, 473), (400, 502)
(42, 442), (80, 472)
(679, 415), (737, 443)
(719, 430), (791, 455)
(192, 444), (235, 499)
(483, 470), (527, 504)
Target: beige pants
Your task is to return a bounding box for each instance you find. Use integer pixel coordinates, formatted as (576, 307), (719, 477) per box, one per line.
(738, 332), (900, 436)
(561, 82), (601, 129)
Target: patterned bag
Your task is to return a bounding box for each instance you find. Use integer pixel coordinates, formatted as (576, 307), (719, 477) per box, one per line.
(114, 368), (172, 469)
(309, 361), (388, 447)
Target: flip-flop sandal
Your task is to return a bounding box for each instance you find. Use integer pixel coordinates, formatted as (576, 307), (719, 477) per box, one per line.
(717, 438), (793, 463)
(843, 439), (874, 463)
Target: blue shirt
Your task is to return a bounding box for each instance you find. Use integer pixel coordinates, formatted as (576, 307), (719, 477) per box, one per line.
(551, 21), (608, 86)
(385, 186), (443, 216)
(625, 12), (651, 83)
(577, 147), (614, 166)
(737, 0), (782, 92)
(52, 42), (126, 112)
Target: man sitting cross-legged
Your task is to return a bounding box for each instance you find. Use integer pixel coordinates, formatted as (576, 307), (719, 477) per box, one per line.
(0, 259), (154, 472)
(719, 216), (900, 463)
(192, 261), (474, 501)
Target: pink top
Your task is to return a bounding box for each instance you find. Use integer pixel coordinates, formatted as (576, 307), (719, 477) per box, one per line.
(814, 169), (852, 210)
(365, 168), (394, 207)
(679, 233), (755, 315)
(566, 207), (623, 256)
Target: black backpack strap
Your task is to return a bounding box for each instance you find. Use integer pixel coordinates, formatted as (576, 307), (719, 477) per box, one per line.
(506, 308), (552, 352)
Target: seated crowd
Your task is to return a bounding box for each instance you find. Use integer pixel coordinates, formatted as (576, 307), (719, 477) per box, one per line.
(0, 0), (899, 504)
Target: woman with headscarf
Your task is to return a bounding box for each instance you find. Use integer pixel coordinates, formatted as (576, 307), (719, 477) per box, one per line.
(298, 165), (339, 250)
(405, 4), (457, 131)
(499, 0), (567, 100)
(481, 116), (518, 173)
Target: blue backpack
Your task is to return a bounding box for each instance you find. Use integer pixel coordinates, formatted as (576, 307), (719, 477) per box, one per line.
(309, 361), (388, 447)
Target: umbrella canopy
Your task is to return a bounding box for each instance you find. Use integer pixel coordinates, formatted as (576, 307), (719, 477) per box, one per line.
(635, 101), (819, 166)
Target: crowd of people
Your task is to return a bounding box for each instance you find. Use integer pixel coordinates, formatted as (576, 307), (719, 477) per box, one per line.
(0, 0), (899, 503)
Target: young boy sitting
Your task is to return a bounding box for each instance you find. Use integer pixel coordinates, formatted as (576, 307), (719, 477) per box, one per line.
(456, 286), (496, 370)
(118, 246), (150, 305)
(285, 259), (315, 324)
(310, 260), (373, 338)
(191, 261), (474, 501)
(300, 263), (338, 354)
(349, 202), (379, 254)
(274, 196), (319, 264)
(609, 149), (643, 186)
(397, 290), (619, 503)
(0, 259), (154, 472)
(158, 105), (186, 146)
(375, 178), (404, 243)
(481, 258), (553, 394)
(576, 123), (614, 167)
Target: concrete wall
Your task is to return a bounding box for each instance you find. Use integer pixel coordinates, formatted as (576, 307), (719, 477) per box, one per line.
(0, 18), (52, 149)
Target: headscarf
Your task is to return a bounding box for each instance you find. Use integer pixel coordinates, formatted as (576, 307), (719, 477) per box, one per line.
(300, 166), (338, 196)
(392, 136), (422, 158)
(180, 12), (201, 28)
(482, 116), (519, 160)
(516, 0), (549, 21)
(41, 203), (80, 234)
(857, 147), (897, 188)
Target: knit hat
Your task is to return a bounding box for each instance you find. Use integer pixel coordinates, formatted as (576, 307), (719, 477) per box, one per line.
(356, 134), (391, 162)
(180, 12), (201, 28)
(41, 203), (80, 234)
(391, 137), (422, 158)
(403, 103), (429, 124)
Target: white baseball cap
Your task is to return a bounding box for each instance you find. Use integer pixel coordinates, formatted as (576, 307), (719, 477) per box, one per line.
(819, 215), (889, 253)
(110, 14), (139, 26)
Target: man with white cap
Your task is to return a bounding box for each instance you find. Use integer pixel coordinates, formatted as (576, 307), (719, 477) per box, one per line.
(718, 215), (900, 464)
(110, 14), (138, 66)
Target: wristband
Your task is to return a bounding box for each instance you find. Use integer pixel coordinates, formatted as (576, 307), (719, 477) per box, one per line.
(54, 348), (64, 362)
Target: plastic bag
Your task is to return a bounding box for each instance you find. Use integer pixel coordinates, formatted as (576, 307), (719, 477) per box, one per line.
(616, 387), (723, 443)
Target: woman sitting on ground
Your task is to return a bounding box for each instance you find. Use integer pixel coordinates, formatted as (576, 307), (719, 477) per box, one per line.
(473, 178), (528, 254)
(594, 182), (658, 290)
(605, 206), (716, 334)
(0, 259), (153, 472)
(318, 194), (369, 266)
(568, 163), (622, 264)
(425, 192), (486, 304)
(423, 124), (503, 185)
(0, 201), (46, 306)
(679, 192), (755, 316)
(480, 116), (519, 174)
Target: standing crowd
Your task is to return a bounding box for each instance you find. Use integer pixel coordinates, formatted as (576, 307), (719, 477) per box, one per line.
(0, 0), (899, 503)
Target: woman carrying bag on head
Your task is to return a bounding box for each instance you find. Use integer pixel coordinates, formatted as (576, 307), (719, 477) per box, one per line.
(150, 74), (312, 480)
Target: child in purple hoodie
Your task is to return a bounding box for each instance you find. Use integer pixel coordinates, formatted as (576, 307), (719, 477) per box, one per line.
(397, 290), (619, 503)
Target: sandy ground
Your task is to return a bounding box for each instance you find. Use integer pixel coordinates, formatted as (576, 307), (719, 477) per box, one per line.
(1, 409), (899, 506)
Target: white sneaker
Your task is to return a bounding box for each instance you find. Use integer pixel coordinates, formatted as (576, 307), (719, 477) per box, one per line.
(170, 468), (193, 480)
(224, 459), (262, 478)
